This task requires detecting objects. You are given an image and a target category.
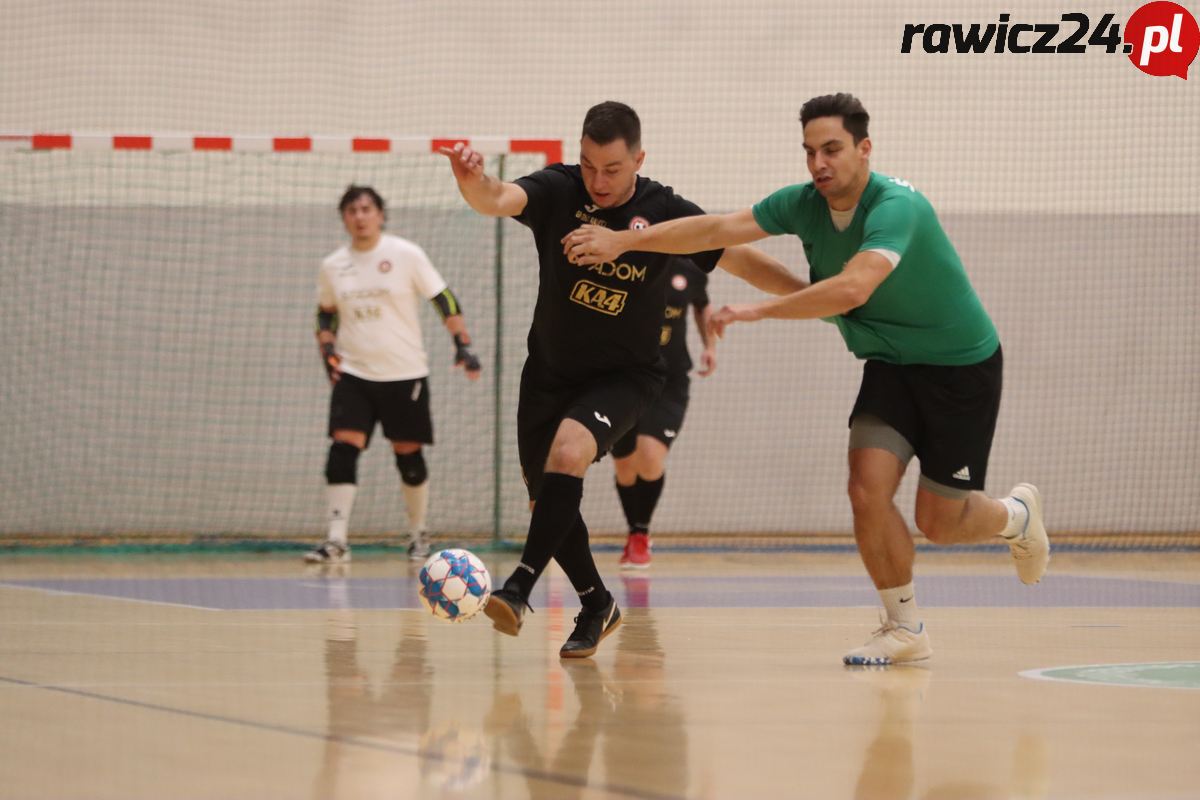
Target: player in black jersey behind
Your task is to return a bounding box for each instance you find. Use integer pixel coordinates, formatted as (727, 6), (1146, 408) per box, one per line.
(611, 256), (715, 569)
(440, 102), (805, 658)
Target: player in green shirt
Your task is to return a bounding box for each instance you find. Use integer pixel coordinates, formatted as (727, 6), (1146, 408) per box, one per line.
(562, 93), (1049, 666)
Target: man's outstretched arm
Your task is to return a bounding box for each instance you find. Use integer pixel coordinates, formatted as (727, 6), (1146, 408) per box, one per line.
(563, 208), (770, 264)
(717, 244), (808, 296)
(708, 251), (892, 338)
(438, 142), (529, 218)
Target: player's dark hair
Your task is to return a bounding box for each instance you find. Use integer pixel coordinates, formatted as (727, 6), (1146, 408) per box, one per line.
(800, 93), (870, 143)
(338, 185), (386, 217)
(582, 101), (641, 151)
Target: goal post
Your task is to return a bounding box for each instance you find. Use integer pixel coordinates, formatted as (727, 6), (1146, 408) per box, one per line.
(0, 132), (560, 548)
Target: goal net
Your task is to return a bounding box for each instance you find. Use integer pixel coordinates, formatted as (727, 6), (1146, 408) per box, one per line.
(0, 136), (553, 544)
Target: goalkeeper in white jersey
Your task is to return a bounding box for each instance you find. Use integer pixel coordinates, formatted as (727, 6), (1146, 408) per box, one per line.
(306, 185), (482, 564)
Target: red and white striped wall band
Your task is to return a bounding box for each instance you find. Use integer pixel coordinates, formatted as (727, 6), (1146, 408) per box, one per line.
(0, 134), (562, 164)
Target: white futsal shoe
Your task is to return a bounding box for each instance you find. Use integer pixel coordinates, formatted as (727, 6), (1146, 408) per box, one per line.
(304, 540), (351, 564)
(1004, 483), (1049, 585)
(406, 529), (430, 562)
(843, 614), (933, 666)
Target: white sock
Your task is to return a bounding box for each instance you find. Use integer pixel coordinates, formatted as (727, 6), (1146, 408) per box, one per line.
(326, 483), (356, 545)
(1000, 496), (1030, 539)
(879, 583), (921, 631)
(402, 480), (429, 534)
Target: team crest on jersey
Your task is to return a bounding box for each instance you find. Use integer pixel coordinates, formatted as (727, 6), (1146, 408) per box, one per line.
(671, 274), (688, 291)
(378, 260), (392, 274)
(629, 216), (650, 230)
(570, 280), (627, 316)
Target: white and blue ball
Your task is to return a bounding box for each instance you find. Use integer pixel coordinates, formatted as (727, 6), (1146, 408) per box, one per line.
(418, 548), (491, 622)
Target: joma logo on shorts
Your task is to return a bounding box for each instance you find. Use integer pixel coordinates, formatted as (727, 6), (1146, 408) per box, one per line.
(570, 280), (627, 316)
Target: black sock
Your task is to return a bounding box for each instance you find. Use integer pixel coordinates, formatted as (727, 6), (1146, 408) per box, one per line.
(505, 472), (584, 599)
(615, 479), (641, 533)
(554, 514), (610, 612)
(635, 475), (665, 534)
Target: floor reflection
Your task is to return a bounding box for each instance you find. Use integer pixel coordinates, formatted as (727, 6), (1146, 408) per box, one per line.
(483, 573), (689, 798)
(308, 565), (1053, 799)
(313, 564), (441, 797)
(847, 664), (1049, 800)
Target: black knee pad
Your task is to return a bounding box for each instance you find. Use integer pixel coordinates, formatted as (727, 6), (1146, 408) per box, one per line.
(325, 441), (361, 484)
(395, 450), (427, 486)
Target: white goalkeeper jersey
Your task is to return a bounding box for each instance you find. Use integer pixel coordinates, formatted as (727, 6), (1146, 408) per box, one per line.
(317, 234), (448, 381)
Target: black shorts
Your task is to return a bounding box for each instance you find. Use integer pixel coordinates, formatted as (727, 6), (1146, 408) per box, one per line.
(328, 372), (434, 446)
(517, 358), (664, 500)
(611, 378), (689, 458)
(849, 345), (1002, 491)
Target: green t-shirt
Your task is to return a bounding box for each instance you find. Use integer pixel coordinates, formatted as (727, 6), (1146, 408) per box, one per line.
(752, 172), (998, 366)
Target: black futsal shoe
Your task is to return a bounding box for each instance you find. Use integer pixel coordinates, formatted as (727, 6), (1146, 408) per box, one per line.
(484, 587), (532, 636)
(559, 595), (622, 659)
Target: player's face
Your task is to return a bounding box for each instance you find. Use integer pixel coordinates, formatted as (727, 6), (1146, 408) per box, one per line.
(802, 116), (871, 207)
(579, 136), (645, 209)
(341, 196), (384, 243)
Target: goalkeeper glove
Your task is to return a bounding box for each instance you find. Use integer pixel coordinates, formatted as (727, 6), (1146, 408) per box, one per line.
(320, 341), (341, 383)
(454, 335), (481, 374)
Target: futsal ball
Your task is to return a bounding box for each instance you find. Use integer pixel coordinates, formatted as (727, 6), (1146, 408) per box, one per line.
(418, 548), (491, 622)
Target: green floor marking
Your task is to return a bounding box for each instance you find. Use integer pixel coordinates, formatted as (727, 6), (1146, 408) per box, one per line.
(1021, 662), (1200, 690)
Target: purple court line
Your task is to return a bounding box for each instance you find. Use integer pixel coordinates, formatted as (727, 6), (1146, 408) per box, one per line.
(0, 581), (219, 611)
(1, 574), (1197, 611)
(0, 674), (685, 800)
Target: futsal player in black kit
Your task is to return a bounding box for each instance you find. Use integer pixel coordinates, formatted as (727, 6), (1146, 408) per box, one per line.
(611, 256), (714, 569)
(440, 101), (805, 658)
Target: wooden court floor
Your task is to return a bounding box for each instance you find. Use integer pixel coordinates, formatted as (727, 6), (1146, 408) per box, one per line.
(0, 549), (1197, 799)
